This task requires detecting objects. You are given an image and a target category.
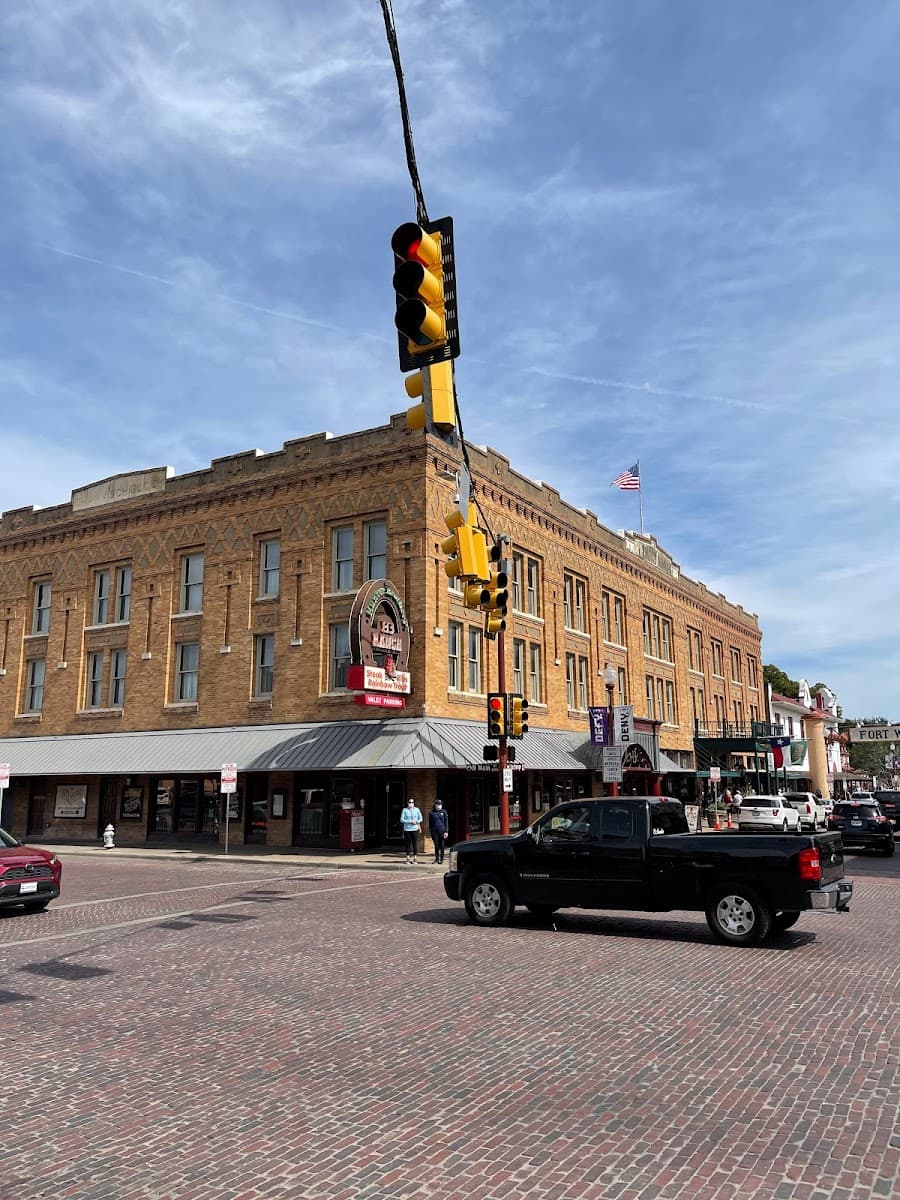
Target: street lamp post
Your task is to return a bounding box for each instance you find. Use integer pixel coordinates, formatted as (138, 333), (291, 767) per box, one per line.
(603, 662), (619, 798)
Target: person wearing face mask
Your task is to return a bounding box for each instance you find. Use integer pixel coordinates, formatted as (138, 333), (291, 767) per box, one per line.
(428, 799), (450, 865)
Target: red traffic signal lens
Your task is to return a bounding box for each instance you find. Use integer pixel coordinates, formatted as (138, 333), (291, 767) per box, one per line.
(489, 697), (504, 712)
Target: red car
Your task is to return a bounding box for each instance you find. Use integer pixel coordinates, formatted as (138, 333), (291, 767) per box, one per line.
(0, 826), (62, 912)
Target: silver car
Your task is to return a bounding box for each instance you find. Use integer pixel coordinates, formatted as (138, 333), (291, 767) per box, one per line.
(737, 795), (801, 833)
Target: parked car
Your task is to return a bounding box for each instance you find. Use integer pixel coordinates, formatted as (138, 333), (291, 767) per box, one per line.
(873, 790), (900, 831)
(0, 827), (62, 912)
(850, 791), (875, 801)
(828, 800), (895, 856)
(783, 791), (828, 831)
(737, 795), (802, 833)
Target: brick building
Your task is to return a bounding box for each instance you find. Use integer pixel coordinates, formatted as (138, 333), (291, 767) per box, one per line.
(0, 415), (763, 850)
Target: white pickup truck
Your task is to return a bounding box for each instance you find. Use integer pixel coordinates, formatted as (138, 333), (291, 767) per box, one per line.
(783, 791), (828, 831)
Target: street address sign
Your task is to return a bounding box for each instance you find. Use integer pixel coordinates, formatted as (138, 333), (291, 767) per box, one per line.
(849, 724), (900, 742)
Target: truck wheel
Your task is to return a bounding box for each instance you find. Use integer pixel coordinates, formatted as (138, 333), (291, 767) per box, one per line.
(465, 874), (512, 927)
(782, 820), (789, 833)
(526, 904), (559, 919)
(705, 886), (772, 946)
(882, 841), (895, 857)
(771, 911), (801, 934)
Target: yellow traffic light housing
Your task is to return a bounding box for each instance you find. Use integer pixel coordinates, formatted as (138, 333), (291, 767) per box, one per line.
(404, 360), (456, 439)
(487, 693), (507, 739)
(391, 216), (459, 373)
(510, 694), (529, 738)
(442, 505), (490, 582)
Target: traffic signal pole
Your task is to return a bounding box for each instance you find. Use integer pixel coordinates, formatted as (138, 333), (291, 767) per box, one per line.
(497, 626), (510, 835)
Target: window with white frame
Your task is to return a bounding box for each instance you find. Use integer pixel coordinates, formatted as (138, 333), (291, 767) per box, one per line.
(526, 558), (539, 616)
(733, 698), (744, 726)
(656, 678), (665, 722)
(25, 658), (45, 712)
(86, 651), (104, 708)
(175, 642), (199, 701)
(645, 675), (655, 719)
(511, 553), (523, 611)
(93, 570), (110, 625)
(730, 647), (742, 684)
(115, 566), (132, 622)
(513, 638), (525, 694)
(578, 656), (589, 710)
(563, 575), (573, 628)
(254, 633), (275, 697)
(529, 643), (542, 703)
(332, 527), (354, 592)
(617, 665), (628, 705)
(566, 653), (576, 708)
(574, 579), (586, 633)
(258, 539), (280, 598)
(448, 621), (462, 689)
(32, 581), (51, 634)
(687, 627), (702, 672)
(329, 623), (351, 689)
(179, 553), (204, 613)
(710, 640), (723, 677)
(714, 693), (726, 723)
(365, 520), (387, 581)
(665, 680), (676, 724)
(109, 649), (127, 708)
(747, 656), (758, 690)
(467, 627), (481, 693)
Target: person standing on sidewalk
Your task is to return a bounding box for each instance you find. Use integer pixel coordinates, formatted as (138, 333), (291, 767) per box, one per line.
(400, 797), (424, 865)
(429, 800), (450, 865)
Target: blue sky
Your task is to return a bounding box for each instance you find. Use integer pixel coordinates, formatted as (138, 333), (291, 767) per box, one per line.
(2, 0), (898, 721)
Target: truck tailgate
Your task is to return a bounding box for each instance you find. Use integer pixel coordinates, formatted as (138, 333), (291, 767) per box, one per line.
(814, 832), (845, 885)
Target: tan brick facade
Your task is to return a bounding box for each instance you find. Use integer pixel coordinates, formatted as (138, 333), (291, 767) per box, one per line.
(0, 414), (762, 846)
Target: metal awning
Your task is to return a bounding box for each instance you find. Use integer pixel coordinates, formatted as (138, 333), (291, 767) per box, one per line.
(0, 718), (615, 777)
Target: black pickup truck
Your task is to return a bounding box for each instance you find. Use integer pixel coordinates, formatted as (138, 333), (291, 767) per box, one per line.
(443, 796), (852, 945)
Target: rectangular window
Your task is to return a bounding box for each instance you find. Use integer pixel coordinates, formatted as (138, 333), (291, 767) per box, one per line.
(730, 648), (742, 684)
(714, 693), (726, 724)
(526, 559), (539, 616)
(176, 642), (199, 701)
(565, 653), (576, 708)
(529, 643), (542, 703)
(617, 666), (627, 705)
(32, 581), (51, 634)
(613, 596), (624, 645)
(656, 678), (665, 722)
(332, 527), (354, 591)
(575, 580), (586, 633)
(578, 656), (589, 710)
(180, 552), (204, 613)
(467, 627), (481, 694)
(665, 680), (676, 724)
(330, 623), (351, 690)
(733, 699), (744, 726)
(645, 675), (655, 719)
(448, 621), (462, 690)
(661, 619), (671, 663)
(254, 633), (275, 697)
(109, 649), (127, 707)
(750, 703), (759, 725)
(687, 628), (702, 672)
(511, 553), (523, 611)
(115, 566), (132, 622)
(26, 658), (45, 712)
(93, 570), (110, 625)
(86, 650), (104, 708)
(513, 639), (525, 695)
(747, 656), (758, 690)
(711, 640), (723, 677)
(642, 612), (651, 655)
(601, 592), (610, 641)
(258, 539), (280, 597)
(563, 575), (573, 628)
(365, 520), (387, 581)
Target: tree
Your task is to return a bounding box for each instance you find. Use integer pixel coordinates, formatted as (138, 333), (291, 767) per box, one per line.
(763, 664), (798, 698)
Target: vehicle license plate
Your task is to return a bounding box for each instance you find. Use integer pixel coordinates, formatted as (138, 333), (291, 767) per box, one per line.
(19, 881), (38, 894)
(850, 818), (861, 825)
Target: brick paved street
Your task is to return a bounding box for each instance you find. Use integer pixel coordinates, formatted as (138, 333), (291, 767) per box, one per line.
(1, 849), (897, 1200)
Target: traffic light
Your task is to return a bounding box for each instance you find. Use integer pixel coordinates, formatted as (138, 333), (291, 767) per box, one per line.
(481, 548), (509, 637)
(404, 359), (456, 441)
(463, 580), (491, 610)
(391, 216), (459, 373)
(482, 743), (499, 762)
(510, 694), (529, 738)
(487, 692), (507, 739)
(442, 505), (490, 582)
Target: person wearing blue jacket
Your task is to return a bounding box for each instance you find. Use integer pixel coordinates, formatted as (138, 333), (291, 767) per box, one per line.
(400, 797), (423, 864)
(428, 799), (450, 865)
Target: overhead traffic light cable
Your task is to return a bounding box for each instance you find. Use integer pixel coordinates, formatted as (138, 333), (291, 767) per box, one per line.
(379, 0), (428, 227)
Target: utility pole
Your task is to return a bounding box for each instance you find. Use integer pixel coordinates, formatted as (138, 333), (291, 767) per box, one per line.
(497, 625), (510, 835)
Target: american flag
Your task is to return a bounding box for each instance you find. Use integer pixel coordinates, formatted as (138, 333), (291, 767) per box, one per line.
(610, 462), (640, 491)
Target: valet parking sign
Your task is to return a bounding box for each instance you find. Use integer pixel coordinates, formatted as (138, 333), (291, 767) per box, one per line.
(346, 579), (412, 710)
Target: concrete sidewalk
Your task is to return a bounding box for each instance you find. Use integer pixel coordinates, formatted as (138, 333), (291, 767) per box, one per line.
(31, 839), (449, 873)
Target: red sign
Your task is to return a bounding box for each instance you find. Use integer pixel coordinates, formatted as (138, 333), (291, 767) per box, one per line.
(354, 693), (405, 709)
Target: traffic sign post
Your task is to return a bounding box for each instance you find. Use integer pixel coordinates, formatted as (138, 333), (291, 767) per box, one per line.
(221, 763), (238, 854)
(0, 764), (9, 828)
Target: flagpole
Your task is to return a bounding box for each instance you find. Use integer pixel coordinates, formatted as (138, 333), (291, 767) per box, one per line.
(637, 460), (644, 535)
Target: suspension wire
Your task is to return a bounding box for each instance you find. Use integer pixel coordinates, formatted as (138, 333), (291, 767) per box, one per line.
(379, 0), (428, 226)
(377, 4), (490, 544)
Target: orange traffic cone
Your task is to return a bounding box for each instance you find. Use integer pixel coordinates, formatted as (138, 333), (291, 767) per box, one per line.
(714, 811), (721, 831)
(726, 811), (732, 829)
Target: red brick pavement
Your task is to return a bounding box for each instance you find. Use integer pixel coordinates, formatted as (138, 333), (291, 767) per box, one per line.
(0, 851), (897, 1200)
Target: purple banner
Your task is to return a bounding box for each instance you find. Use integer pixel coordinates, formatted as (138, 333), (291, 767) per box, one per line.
(589, 707), (610, 746)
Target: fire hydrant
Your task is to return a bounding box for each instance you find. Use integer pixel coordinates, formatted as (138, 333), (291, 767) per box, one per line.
(103, 823), (116, 849)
